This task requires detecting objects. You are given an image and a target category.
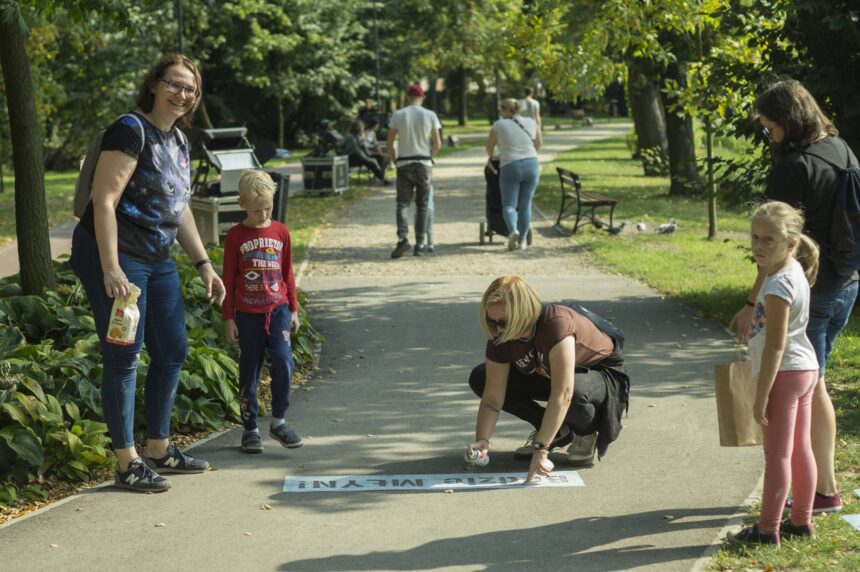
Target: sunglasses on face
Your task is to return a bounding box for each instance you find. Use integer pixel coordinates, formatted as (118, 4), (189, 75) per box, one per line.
(485, 315), (508, 330)
(761, 126), (772, 141)
(160, 79), (199, 99)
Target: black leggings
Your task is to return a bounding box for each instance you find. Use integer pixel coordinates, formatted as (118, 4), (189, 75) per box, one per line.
(349, 154), (385, 181)
(468, 363), (607, 436)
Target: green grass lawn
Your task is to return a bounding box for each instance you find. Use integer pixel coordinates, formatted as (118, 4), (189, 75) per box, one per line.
(538, 137), (860, 571)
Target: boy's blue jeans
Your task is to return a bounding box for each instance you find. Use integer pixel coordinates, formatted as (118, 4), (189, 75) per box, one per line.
(499, 157), (539, 239)
(235, 304), (295, 431)
(70, 225), (188, 449)
(807, 280), (858, 376)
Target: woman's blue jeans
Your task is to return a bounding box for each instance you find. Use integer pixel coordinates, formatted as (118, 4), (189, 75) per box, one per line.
(70, 225), (188, 449)
(807, 280), (858, 376)
(499, 157), (539, 239)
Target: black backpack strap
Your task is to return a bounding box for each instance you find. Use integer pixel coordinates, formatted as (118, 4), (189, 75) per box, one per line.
(797, 138), (852, 171)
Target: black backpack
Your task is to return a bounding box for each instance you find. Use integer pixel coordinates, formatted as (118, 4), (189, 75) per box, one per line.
(562, 301), (625, 350)
(801, 139), (860, 278)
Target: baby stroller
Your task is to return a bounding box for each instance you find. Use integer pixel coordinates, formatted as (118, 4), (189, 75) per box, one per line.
(479, 159), (533, 245)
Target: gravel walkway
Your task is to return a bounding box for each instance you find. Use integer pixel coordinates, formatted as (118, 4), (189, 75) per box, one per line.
(303, 124), (633, 279)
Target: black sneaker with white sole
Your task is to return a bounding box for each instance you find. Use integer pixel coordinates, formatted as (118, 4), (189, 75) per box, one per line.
(143, 444), (210, 474)
(114, 457), (171, 493)
(269, 424), (304, 448)
(241, 431), (264, 454)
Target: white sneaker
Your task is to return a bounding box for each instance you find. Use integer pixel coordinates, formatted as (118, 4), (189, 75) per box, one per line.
(567, 432), (597, 466)
(507, 231), (520, 251)
(513, 425), (572, 459)
(519, 241), (528, 251)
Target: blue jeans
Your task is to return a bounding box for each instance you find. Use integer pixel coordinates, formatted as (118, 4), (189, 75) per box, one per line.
(807, 280), (858, 376)
(235, 304), (295, 430)
(499, 157), (539, 239)
(70, 225), (188, 449)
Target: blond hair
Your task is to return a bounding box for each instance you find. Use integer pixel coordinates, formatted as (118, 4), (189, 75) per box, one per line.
(238, 170), (276, 203)
(752, 200), (820, 285)
(479, 276), (543, 343)
(500, 98), (520, 115)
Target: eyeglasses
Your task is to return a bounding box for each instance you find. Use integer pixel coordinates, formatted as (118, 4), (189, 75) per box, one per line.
(761, 126), (772, 141)
(485, 315), (508, 330)
(160, 79), (199, 99)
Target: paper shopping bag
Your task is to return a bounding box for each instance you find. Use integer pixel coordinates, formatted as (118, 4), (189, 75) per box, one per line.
(714, 358), (762, 447)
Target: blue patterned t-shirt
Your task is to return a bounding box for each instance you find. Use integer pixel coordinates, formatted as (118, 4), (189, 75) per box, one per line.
(81, 112), (191, 263)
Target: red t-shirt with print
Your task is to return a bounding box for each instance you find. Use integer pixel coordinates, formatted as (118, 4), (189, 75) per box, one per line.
(221, 220), (298, 319)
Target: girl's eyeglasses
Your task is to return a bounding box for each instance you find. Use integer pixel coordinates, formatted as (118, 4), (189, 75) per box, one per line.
(486, 316), (508, 330)
(161, 79), (199, 99)
(761, 126), (772, 141)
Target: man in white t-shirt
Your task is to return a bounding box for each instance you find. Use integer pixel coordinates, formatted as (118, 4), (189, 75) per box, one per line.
(386, 84), (442, 258)
(518, 87), (542, 130)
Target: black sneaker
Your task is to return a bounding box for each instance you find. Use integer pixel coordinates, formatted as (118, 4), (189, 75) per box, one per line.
(729, 523), (780, 546)
(780, 518), (814, 540)
(391, 239), (411, 259)
(114, 458), (170, 493)
(414, 244), (425, 256)
(513, 425), (573, 459)
(269, 423), (303, 448)
(425, 244), (435, 254)
(241, 431), (263, 454)
(143, 444), (210, 474)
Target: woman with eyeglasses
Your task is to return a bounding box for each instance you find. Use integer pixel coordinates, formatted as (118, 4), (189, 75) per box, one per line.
(729, 79), (859, 515)
(466, 276), (629, 482)
(70, 53), (225, 493)
(486, 98), (542, 251)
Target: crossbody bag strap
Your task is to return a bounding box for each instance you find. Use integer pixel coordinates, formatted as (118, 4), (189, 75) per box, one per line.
(511, 117), (535, 145)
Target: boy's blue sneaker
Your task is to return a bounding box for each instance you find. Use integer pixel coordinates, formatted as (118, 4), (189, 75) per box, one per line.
(115, 458), (171, 493)
(241, 431), (264, 454)
(269, 424), (303, 448)
(143, 444), (209, 474)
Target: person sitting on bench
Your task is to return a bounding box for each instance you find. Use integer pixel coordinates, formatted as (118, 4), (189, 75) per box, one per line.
(341, 119), (388, 185)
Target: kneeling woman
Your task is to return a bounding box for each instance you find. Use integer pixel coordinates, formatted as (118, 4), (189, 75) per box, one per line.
(467, 276), (629, 481)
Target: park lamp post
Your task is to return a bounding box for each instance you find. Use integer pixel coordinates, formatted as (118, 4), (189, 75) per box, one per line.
(372, 0), (381, 111)
(176, 0), (185, 54)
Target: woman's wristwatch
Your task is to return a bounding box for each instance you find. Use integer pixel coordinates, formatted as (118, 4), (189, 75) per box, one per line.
(531, 441), (548, 452)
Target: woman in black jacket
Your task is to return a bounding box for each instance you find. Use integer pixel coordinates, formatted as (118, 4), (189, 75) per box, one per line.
(730, 79), (859, 514)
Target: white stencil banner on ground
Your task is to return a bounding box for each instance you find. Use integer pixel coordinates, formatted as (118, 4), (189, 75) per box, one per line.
(282, 471), (585, 493)
(843, 514), (860, 533)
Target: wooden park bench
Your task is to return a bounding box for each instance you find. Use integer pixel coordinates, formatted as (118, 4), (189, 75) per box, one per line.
(555, 167), (618, 234)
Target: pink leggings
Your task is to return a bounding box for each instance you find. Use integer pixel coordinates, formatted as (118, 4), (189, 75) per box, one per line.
(758, 369), (818, 532)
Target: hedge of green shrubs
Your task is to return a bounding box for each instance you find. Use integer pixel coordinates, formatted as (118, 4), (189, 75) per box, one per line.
(0, 248), (321, 508)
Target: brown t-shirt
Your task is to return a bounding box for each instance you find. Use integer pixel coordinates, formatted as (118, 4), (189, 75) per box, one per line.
(485, 304), (614, 377)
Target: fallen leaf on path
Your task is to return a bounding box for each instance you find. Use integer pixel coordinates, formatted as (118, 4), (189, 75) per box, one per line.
(333, 418), (344, 422)
(155, 523), (167, 528)
(261, 504), (272, 510)
(49, 544), (60, 548)
(444, 490), (453, 494)
(244, 532), (252, 536)
(647, 404), (656, 408)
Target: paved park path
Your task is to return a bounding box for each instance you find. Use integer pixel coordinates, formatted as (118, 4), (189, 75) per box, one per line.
(0, 125), (764, 571)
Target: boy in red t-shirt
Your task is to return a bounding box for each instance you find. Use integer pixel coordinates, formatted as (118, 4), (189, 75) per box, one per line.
(222, 170), (302, 454)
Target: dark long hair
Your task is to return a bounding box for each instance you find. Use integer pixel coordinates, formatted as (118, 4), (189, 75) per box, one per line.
(755, 79), (837, 157)
(135, 53), (202, 130)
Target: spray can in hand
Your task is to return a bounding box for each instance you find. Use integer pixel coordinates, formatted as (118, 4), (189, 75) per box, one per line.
(464, 447), (490, 467)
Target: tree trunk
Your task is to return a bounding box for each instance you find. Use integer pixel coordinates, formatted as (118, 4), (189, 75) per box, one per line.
(276, 96), (285, 148)
(627, 60), (668, 171)
(705, 116), (717, 239)
(458, 65), (468, 126)
(196, 99), (214, 129)
(0, 12), (56, 293)
(662, 62), (701, 196)
(427, 77), (438, 114)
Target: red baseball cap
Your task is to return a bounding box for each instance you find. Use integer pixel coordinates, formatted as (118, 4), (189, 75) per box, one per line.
(407, 84), (425, 97)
